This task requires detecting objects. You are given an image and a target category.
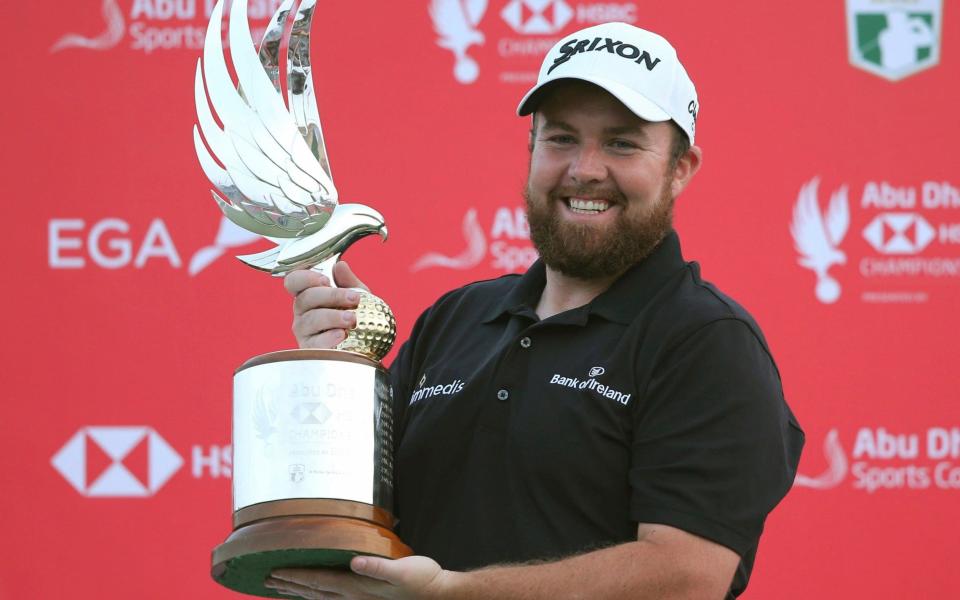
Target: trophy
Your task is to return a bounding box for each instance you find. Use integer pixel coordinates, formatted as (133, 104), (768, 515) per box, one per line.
(193, 0), (411, 596)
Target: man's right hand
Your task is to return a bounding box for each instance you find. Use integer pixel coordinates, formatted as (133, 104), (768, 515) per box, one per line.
(284, 261), (369, 349)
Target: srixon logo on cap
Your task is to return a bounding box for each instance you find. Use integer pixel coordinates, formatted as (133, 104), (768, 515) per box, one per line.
(548, 37), (662, 74)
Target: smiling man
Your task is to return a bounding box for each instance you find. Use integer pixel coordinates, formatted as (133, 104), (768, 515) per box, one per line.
(280, 22), (803, 600)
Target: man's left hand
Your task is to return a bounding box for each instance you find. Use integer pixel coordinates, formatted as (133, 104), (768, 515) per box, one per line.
(266, 555), (453, 600)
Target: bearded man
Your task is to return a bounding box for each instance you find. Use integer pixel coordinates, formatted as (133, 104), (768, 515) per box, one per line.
(274, 22), (803, 600)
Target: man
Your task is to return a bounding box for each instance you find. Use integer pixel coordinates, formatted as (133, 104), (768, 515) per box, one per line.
(273, 22), (803, 600)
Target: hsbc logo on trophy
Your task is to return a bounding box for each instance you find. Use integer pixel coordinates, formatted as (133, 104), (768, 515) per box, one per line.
(790, 177), (960, 304)
(429, 0), (640, 84)
(51, 426), (184, 497)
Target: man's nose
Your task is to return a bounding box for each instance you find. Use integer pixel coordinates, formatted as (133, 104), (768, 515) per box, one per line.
(568, 145), (607, 183)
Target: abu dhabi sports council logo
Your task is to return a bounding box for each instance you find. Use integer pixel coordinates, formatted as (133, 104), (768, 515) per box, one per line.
(430, 0), (489, 84)
(790, 177), (960, 304)
(51, 426), (183, 497)
(795, 427), (960, 493)
(50, 0), (281, 55)
(501, 0), (574, 35)
(429, 0), (639, 84)
(51, 0), (125, 52)
(791, 178), (850, 303)
(846, 0), (943, 81)
(411, 206), (537, 274)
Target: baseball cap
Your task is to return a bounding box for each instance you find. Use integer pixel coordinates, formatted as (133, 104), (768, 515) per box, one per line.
(517, 22), (699, 144)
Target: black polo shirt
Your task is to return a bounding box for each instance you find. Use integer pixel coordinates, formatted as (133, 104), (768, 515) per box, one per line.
(389, 231), (804, 598)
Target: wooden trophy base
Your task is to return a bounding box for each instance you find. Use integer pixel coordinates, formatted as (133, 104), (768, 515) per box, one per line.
(211, 499), (413, 598)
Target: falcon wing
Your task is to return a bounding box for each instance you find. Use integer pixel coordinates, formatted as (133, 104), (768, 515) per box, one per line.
(194, 0), (336, 240)
(825, 186), (850, 247)
(430, 0), (473, 48)
(790, 178), (834, 271)
(463, 0), (488, 26)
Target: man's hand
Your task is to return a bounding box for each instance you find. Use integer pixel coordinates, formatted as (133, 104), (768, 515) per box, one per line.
(284, 261), (369, 349)
(266, 555), (453, 600)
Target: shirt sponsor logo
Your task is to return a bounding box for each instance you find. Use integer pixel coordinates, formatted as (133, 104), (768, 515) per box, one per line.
(790, 177), (960, 304)
(845, 0), (943, 82)
(796, 427), (960, 493)
(410, 378), (467, 405)
(549, 371), (631, 405)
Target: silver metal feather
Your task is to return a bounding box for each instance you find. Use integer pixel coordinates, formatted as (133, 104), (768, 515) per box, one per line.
(194, 0), (386, 278)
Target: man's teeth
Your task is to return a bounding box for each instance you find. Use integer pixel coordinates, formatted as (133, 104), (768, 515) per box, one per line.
(567, 198), (610, 214)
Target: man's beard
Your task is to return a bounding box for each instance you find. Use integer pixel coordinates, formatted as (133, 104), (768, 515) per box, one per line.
(524, 181), (674, 280)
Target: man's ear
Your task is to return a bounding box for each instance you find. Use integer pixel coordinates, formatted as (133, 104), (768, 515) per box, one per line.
(528, 114), (538, 153)
(671, 145), (702, 199)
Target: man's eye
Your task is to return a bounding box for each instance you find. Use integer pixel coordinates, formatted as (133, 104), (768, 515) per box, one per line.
(610, 139), (638, 150)
(544, 135), (575, 144)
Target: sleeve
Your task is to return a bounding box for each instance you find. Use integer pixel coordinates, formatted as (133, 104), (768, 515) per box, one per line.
(629, 318), (805, 556)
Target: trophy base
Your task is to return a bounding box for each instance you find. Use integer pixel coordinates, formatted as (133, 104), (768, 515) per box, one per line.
(212, 500), (413, 598)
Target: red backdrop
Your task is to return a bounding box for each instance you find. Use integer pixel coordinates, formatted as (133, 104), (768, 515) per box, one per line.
(3, 0), (957, 597)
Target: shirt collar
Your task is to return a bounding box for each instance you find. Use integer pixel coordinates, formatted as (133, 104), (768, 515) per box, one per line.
(480, 231), (687, 326)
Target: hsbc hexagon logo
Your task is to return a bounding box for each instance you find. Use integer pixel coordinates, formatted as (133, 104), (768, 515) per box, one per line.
(862, 213), (935, 254)
(501, 0), (574, 34)
(51, 426), (183, 497)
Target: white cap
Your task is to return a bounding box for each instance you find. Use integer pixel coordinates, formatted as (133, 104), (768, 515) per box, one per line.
(517, 22), (699, 144)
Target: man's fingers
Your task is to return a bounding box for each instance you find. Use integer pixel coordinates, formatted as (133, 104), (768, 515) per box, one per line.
(284, 269), (329, 298)
(350, 556), (400, 584)
(294, 286), (362, 316)
(333, 261), (369, 291)
(294, 309), (357, 346)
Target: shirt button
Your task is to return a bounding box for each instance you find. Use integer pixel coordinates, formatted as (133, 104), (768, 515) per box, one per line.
(519, 336), (532, 349)
(496, 389), (509, 401)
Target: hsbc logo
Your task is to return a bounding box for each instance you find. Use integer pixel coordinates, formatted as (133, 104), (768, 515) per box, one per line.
(501, 0), (574, 34)
(862, 213), (935, 254)
(51, 426), (183, 497)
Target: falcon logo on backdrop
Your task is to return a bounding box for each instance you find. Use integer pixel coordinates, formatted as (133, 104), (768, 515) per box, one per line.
(790, 178), (850, 304)
(51, 426), (233, 499)
(845, 0), (943, 81)
(795, 427), (960, 493)
(790, 177), (960, 304)
(430, 0), (489, 84)
(429, 0), (640, 84)
(410, 206), (537, 274)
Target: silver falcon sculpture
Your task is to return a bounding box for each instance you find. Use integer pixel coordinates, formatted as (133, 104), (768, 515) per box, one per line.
(193, 0), (387, 279)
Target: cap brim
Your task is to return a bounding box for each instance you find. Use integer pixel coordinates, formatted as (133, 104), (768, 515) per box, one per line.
(516, 75), (671, 124)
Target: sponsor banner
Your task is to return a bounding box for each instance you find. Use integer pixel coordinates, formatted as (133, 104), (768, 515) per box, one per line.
(790, 177), (960, 304)
(797, 427), (960, 493)
(430, 0), (641, 84)
(845, 0), (943, 81)
(51, 0), (283, 54)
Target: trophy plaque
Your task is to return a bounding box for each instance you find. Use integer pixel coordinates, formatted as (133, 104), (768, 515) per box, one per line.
(193, 0), (411, 596)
